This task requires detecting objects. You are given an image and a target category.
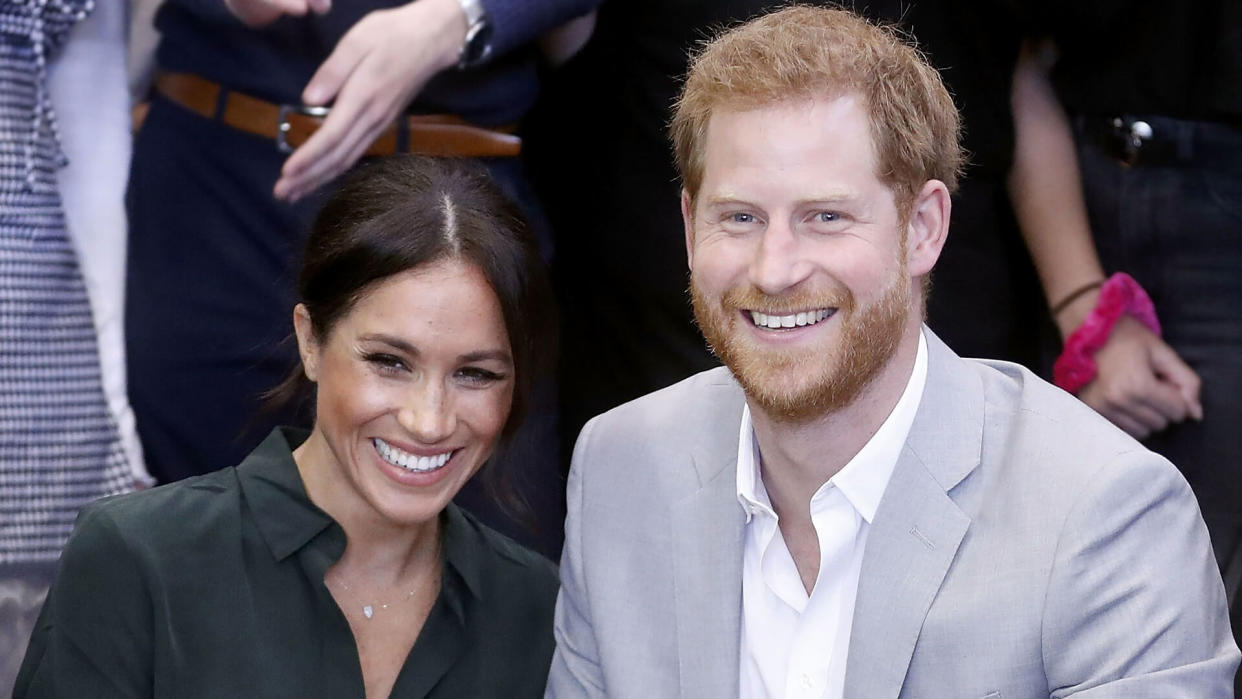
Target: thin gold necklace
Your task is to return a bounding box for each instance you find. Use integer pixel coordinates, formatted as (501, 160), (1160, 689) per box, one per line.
(329, 574), (420, 620)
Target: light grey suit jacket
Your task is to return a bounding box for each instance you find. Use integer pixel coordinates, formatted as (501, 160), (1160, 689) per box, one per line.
(546, 330), (1239, 698)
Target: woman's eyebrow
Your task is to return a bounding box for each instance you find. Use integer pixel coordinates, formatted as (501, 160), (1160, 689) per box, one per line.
(359, 333), (419, 355)
(460, 350), (513, 364)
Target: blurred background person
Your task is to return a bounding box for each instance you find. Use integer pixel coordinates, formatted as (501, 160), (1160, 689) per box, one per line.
(125, 0), (599, 557)
(1010, 2), (1242, 687)
(17, 156), (560, 698)
(0, 0), (143, 694)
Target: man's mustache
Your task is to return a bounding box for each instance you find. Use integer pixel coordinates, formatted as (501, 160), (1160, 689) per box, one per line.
(718, 284), (855, 316)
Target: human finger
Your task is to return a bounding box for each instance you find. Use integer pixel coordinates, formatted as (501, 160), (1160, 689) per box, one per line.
(1148, 342), (1203, 420)
(225, 0), (309, 27)
(1100, 407), (1151, 440)
(1134, 378), (1190, 423)
(276, 97), (385, 200)
(282, 40), (418, 199)
(1081, 380), (1160, 439)
(307, 0), (331, 14)
(1119, 401), (1169, 435)
(279, 73), (371, 183)
(302, 25), (369, 106)
(1102, 402), (1147, 439)
(279, 127), (368, 201)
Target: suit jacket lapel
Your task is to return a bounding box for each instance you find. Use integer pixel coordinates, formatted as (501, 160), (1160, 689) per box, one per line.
(843, 329), (983, 699)
(671, 427), (746, 699)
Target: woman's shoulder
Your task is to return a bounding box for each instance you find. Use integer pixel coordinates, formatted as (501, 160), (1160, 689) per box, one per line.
(75, 467), (244, 552)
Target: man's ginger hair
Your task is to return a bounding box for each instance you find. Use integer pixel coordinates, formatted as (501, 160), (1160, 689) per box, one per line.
(671, 5), (963, 218)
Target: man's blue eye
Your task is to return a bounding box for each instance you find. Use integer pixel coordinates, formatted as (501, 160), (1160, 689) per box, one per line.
(816, 211), (839, 223)
(730, 213), (755, 224)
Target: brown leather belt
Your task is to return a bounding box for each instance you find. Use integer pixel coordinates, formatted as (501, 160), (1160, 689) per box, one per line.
(153, 72), (521, 158)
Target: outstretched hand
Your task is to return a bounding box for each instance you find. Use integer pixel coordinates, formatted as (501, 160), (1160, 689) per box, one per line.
(1078, 315), (1203, 439)
(224, 0), (330, 28)
(273, 0), (468, 202)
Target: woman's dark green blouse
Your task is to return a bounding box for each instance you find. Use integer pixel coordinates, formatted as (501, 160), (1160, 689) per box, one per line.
(14, 428), (560, 698)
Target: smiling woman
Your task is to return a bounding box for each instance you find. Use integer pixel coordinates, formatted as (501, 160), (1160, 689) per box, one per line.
(15, 157), (558, 698)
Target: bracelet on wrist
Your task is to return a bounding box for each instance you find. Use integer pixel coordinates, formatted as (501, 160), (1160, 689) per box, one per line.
(1052, 272), (1161, 395)
(1050, 279), (1104, 318)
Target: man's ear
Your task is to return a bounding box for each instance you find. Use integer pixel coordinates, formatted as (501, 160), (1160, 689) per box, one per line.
(681, 189), (695, 270)
(905, 179), (951, 277)
(292, 304), (321, 383)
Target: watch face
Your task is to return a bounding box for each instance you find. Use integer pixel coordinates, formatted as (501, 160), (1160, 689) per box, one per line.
(462, 22), (494, 67)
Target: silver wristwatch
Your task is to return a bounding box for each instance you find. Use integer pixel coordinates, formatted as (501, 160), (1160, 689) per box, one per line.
(456, 0), (493, 69)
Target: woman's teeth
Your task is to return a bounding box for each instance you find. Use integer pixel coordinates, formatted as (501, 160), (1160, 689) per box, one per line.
(749, 308), (833, 329)
(373, 438), (453, 473)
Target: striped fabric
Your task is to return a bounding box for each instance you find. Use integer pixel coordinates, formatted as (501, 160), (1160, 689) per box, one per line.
(0, 0), (131, 564)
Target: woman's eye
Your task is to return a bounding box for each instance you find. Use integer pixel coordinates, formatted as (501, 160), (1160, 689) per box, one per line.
(364, 353), (407, 374)
(457, 367), (505, 385)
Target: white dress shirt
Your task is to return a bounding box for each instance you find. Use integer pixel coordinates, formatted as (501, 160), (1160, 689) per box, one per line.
(737, 331), (928, 698)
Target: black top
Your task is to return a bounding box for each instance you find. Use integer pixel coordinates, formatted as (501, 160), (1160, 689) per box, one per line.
(15, 428), (559, 698)
(1040, 0), (1242, 121)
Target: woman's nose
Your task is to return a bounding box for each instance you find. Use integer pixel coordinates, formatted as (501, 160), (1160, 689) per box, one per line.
(396, 383), (455, 443)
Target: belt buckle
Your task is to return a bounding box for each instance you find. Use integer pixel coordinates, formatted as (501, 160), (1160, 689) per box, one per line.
(276, 104), (330, 154)
(1111, 117), (1153, 166)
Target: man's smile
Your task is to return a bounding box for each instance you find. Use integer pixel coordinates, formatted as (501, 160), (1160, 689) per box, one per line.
(745, 308), (836, 329)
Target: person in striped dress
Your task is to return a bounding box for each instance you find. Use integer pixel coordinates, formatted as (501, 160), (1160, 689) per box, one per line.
(0, 0), (134, 692)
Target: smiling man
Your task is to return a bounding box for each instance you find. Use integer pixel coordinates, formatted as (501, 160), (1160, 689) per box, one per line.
(545, 7), (1238, 699)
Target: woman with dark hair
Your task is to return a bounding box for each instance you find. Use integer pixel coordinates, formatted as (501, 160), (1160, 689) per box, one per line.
(15, 156), (558, 698)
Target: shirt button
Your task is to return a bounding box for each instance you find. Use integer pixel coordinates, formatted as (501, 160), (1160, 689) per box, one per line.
(801, 673), (814, 689)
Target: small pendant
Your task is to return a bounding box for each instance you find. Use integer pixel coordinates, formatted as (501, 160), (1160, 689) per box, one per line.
(362, 605), (374, 619)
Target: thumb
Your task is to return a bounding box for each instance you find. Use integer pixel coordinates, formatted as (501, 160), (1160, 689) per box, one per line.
(1149, 341), (1203, 420)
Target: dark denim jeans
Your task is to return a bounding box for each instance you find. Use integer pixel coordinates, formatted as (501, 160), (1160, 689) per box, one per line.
(1074, 114), (1242, 625)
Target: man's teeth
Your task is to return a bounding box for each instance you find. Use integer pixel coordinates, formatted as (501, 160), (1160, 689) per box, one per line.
(374, 438), (452, 473)
(749, 309), (833, 329)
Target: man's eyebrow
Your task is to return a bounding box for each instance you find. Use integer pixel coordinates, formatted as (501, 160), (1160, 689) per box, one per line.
(702, 191), (857, 208)
(702, 195), (755, 208)
(800, 191), (856, 203)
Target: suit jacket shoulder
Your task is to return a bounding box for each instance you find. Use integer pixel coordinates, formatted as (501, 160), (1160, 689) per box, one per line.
(574, 365), (745, 502)
(848, 344), (1238, 697)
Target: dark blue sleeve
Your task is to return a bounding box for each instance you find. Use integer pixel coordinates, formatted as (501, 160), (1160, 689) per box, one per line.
(481, 0), (603, 58)
(163, 0), (603, 59)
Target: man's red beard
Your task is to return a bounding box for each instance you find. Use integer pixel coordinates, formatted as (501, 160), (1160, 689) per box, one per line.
(691, 273), (910, 423)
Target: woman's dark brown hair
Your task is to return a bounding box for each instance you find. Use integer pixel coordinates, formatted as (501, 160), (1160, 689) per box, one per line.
(270, 155), (554, 445)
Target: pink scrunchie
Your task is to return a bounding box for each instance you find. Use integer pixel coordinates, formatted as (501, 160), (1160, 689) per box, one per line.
(1053, 272), (1162, 395)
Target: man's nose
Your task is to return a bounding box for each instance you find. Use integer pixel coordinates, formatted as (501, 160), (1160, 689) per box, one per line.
(397, 382), (455, 444)
(749, 220), (813, 295)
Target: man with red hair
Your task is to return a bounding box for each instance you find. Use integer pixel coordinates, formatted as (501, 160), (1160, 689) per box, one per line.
(546, 7), (1237, 697)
